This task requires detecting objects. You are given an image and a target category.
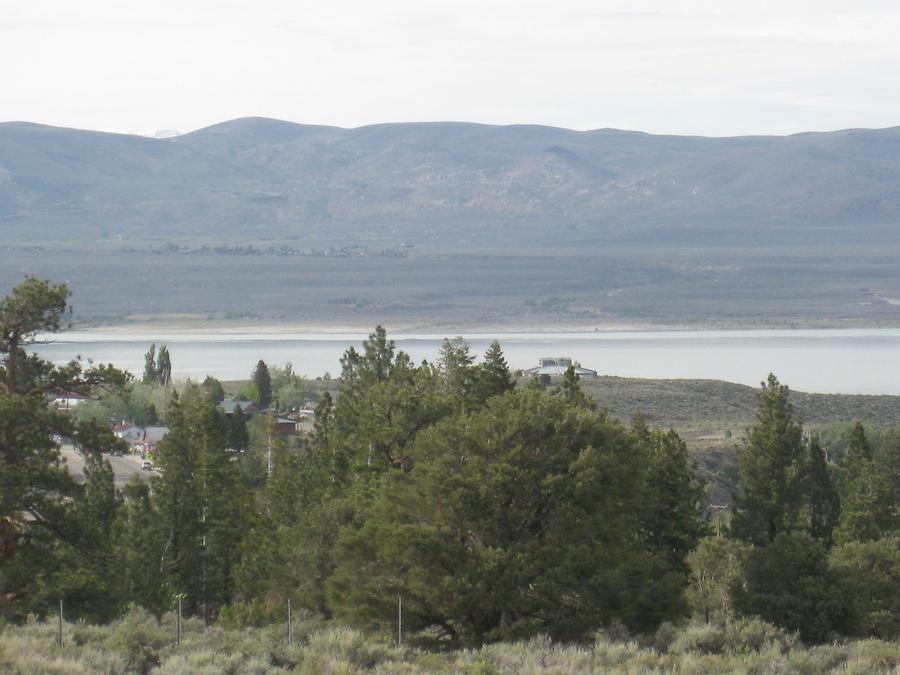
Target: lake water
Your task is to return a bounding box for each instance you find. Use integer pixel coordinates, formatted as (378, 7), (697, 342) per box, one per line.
(30, 328), (900, 395)
(26, 329), (900, 394)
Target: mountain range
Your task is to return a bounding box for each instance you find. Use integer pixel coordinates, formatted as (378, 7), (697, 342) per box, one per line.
(3, 117), (900, 247)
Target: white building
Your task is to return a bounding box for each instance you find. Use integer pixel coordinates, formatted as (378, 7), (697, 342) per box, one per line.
(523, 357), (598, 378)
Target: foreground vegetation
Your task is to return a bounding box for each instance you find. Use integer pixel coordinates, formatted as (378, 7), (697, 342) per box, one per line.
(2, 278), (899, 671)
(2, 609), (899, 674)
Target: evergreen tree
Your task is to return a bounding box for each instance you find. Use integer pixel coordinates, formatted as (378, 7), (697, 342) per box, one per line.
(474, 340), (515, 402)
(834, 457), (896, 544)
(328, 388), (690, 643)
(334, 327), (447, 471)
(686, 536), (745, 624)
(227, 404), (249, 451)
(640, 428), (708, 571)
(805, 436), (840, 546)
(730, 374), (807, 545)
(201, 375), (225, 404)
(253, 360), (273, 409)
(0, 278), (129, 620)
(439, 336), (476, 409)
(830, 535), (900, 640)
(844, 421), (872, 472)
(556, 365), (595, 409)
(115, 478), (168, 616)
(154, 385), (245, 619)
(733, 531), (853, 643)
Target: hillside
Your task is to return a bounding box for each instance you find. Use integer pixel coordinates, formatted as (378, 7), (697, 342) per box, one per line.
(4, 118), (900, 328)
(3, 118), (900, 247)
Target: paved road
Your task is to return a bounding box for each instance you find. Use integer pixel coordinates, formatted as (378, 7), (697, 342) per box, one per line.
(60, 445), (157, 488)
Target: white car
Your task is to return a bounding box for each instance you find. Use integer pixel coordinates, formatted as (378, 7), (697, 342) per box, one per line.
(141, 460), (153, 471)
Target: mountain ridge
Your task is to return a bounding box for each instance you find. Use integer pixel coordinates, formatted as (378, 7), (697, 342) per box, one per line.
(3, 117), (900, 247)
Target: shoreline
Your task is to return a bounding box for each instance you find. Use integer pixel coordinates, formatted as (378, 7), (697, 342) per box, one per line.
(60, 316), (900, 337)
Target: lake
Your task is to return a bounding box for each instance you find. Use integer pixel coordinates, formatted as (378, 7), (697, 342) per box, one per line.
(30, 328), (900, 395)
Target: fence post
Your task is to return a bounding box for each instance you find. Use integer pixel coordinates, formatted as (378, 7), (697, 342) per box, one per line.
(287, 598), (293, 646)
(58, 599), (64, 647)
(177, 597), (182, 646)
(398, 595), (402, 647)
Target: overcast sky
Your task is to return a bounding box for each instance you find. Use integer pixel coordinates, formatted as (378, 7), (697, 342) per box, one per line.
(3, 0), (900, 137)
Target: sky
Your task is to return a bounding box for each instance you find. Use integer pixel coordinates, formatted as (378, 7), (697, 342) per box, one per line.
(3, 0), (900, 137)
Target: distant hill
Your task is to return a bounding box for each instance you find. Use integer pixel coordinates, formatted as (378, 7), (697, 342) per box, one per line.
(3, 117), (900, 247)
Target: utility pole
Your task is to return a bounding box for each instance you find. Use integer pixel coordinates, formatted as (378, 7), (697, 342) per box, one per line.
(267, 412), (274, 478)
(58, 599), (64, 647)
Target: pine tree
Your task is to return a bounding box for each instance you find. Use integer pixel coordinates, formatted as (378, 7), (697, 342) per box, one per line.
(227, 403), (249, 451)
(475, 340), (515, 402)
(641, 428), (708, 571)
(731, 374), (807, 545)
(0, 278), (128, 611)
(843, 421), (872, 476)
(556, 365), (595, 409)
(201, 375), (225, 404)
(253, 360), (273, 409)
(805, 436), (840, 546)
(439, 336), (476, 409)
(154, 385), (245, 619)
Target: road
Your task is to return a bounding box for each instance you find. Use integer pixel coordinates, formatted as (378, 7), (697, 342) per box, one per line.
(59, 444), (157, 488)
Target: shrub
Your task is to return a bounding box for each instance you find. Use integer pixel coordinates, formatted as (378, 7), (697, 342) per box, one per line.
(723, 616), (797, 654)
(105, 605), (168, 674)
(670, 623), (727, 655)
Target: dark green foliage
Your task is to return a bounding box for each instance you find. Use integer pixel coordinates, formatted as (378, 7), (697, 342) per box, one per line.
(335, 326), (448, 471)
(830, 536), (900, 640)
(154, 385), (246, 620)
(201, 375), (225, 404)
(252, 360), (272, 409)
(155, 346), (171, 387)
(731, 374), (841, 547)
(142, 345), (156, 385)
(640, 428), (708, 572)
(835, 434), (899, 544)
(732, 532), (853, 643)
(141, 344), (171, 387)
(844, 421), (872, 471)
(804, 437), (840, 546)
(225, 403), (249, 451)
(555, 365), (595, 410)
(327, 387), (696, 644)
(731, 375), (807, 545)
(0, 278), (129, 621)
(145, 402), (158, 425)
(475, 340), (514, 402)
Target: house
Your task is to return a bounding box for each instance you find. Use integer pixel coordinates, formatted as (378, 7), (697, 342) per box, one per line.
(523, 357), (598, 378)
(219, 399), (261, 416)
(274, 416), (297, 435)
(113, 423), (169, 456)
(51, 390), (87, 411)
